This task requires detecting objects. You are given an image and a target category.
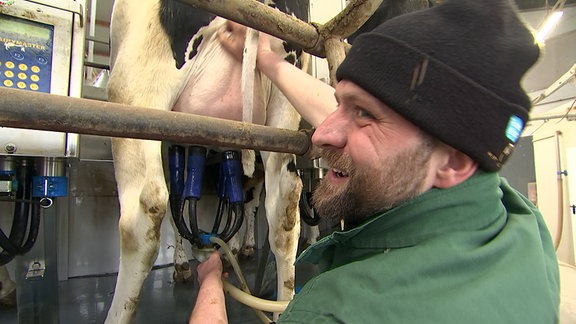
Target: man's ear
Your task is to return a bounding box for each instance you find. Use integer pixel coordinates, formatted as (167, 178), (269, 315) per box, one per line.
(433, 147), (478, 189)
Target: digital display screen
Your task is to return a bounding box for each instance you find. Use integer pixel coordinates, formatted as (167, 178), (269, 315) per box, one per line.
(0, 13), (52, 41)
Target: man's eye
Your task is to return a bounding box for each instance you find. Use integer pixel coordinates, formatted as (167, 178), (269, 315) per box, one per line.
(355, 108), (374, 119)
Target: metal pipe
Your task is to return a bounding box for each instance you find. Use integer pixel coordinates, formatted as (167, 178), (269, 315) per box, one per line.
(529, 113), (576, 121)
(38, 157), (65, 177)
(324, 37), (348, 86)
(0, 88), (313, 156)
(84, 61), (110, 70)
(319, 0), (384, 83)
(176, 0), (382, 59)
(554, 131), (565, 250)
(319, 0), (383, 38)
(87, 0), (97, 64)
(177, 0), (323, 56)
(531, 64), (575, 105)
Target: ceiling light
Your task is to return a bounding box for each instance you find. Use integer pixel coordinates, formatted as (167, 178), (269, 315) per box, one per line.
(536, 11), (564, 42)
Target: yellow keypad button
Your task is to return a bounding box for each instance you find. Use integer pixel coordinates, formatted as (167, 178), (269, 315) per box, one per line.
(30, 83), (39, 91)
(5, 61), (15, 69)
(4, 70), (14, 78)
(17, 81), (26, 89)
(3, 80), (13, 87)
(19, 64), (28, 71)
(31, 75), (40, 82)
(18, 72), (27, 80)
(31, 66), (40, 73)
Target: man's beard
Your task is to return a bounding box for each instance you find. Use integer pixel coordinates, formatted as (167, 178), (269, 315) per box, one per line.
(312, 138), (436, 228)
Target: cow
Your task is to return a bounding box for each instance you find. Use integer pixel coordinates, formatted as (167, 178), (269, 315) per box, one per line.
(105, 0), (309, 322)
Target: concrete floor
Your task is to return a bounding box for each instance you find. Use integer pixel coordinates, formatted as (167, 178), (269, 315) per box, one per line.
(0, 248), (317, 324)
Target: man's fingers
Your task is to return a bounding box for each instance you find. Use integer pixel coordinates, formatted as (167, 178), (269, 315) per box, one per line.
(218, 21), (249, 61)
(218, 29), (232, 42)
(225, 20), (246, 34)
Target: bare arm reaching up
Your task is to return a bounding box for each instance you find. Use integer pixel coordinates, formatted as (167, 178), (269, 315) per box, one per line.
(189, 252), (228, 323)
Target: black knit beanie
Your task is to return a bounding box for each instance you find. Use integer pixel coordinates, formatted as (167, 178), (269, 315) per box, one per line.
(336, 0), (540, 171)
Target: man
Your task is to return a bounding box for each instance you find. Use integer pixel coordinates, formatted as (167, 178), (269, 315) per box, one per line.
(190, 0), (560, 322)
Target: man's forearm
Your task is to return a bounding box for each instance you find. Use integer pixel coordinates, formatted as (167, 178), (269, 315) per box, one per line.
(189, 272), (228, 323)
(258, 51), (336, 128)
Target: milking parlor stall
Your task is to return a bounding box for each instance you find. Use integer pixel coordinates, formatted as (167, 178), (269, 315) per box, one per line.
(1, 0), (576, 323)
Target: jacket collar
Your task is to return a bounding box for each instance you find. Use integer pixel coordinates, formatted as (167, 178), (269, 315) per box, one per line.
(298, 172), (505, 264)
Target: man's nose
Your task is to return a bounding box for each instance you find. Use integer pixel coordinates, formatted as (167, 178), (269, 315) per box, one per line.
(311, 110), (347, 149)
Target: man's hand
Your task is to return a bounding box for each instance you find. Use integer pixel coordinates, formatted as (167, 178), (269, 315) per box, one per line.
(196, 251), (224, 286)
(218, 20), (275, 66)
(190, 251), (228, 323)
(218, 21), (247, 62)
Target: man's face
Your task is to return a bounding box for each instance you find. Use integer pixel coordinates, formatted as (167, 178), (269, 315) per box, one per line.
(311, 80), (438, 227)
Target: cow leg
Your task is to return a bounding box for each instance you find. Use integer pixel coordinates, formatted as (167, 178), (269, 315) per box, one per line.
(0, 265), (16, 307)
(240, 164), (265, 258)
(257, 72), (303, 319)
(261, 151), (302, 314)
(240, 185), (260, 258)
(105, 139), (167, 324)
(106, 1), (193, 321)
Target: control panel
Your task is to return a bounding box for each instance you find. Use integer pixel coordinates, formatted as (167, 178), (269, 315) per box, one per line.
(0, 13), (54, 93)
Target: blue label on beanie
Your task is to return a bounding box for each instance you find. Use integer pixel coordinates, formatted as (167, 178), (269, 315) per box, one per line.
(505, 115), (524, 143)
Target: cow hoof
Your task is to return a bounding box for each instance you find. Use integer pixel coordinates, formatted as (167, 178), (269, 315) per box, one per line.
(0, 288), (16, 308)
(173, 262), (194, 283)
(240, 246), (255, 259)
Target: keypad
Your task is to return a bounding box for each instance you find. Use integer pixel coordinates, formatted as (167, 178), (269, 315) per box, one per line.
(0, 60), (42, 91)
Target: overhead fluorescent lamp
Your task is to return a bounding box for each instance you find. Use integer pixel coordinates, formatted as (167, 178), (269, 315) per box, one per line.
(536, 11), (564, 42)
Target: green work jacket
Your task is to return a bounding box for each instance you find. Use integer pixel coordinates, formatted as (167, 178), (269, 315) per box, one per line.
(277, 172), (559, 323)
